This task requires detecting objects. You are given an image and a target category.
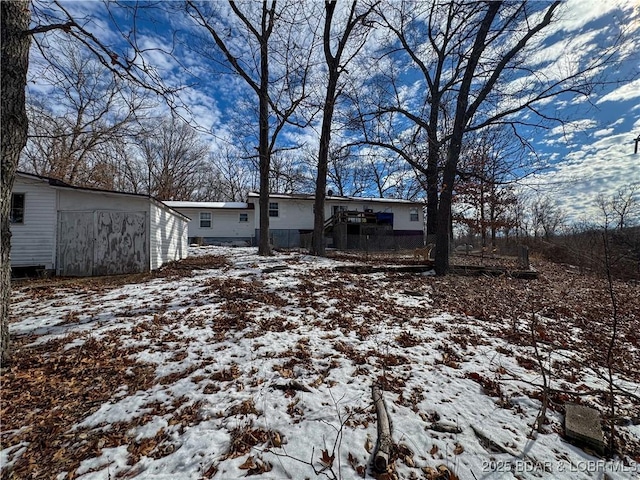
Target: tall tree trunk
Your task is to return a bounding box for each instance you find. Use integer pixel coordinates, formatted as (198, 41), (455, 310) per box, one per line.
(257, 35), (272, 256)
(425, 138), (439, 238)
(312, 72), (338, 256)
(425, 95), (441, 238)
(480, 187), (487, 248)
(1, 0), (31, 364)
(434, 1), (501, 275)
(434, 161), (455, 274)
(311, 0), (339, 258)
(311, 1), (373, 256)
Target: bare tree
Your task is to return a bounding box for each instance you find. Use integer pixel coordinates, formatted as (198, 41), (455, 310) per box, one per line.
(184, 0), (312, 255)
(324, 146), (362, 197)
(363, 1), (628, 274)
(594, 193), (627, 453)
(601, 183), (639, 231)
(357, 0), (477, 240)
(269, 151), (314, 194)
(20, 39), (150, 189)
(311, 0), (378, 255)
(105, 140), (148, 194)
(208, 144), (255, 202)
(138, 116), (211, 200)
(531, 196), (566, 240)
(454, 127), (523, 248)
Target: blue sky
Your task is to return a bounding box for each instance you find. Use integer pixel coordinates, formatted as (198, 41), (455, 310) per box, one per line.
(507, 0), (640, 223)
(29, 0), (640, 224)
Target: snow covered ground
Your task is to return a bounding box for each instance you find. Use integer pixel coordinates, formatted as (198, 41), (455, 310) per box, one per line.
(2, 246), (639, 479)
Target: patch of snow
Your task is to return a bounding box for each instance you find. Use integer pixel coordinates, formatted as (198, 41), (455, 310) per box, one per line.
(7, 246), (639, 479)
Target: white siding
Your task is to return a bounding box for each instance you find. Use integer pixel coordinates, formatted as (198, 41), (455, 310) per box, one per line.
(10, 176), (57, 269)
(150, 203), (188, 270)
(391, 204), (424, 230)
(58, 190), (150, 212)
(172, 207), (255, 239)
(266, 201), (314, 230)
(11, 176), (189, 274)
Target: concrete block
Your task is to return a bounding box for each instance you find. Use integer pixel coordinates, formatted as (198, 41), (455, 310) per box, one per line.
(564, 403), (605, 454)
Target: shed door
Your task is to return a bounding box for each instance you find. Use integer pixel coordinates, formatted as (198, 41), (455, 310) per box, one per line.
(57, 212), (94, 276)
(94, 211), (147, 275)
(57, 211), (148, 276)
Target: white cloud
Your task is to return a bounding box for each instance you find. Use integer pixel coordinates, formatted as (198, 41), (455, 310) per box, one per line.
(593, 128), (614, 138)
(526, 29), (600, 74)
(545, 119), (598, 144)
(554, 0), (632, 33)
(527, 132), (640, 223)
(597, 79), (640, 104)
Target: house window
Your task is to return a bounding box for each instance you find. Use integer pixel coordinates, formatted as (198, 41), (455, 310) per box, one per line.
(239, 213), (248, 223)
(410, 207), (419, 222)
(268, 202), (279, 217)
(200, 212), (212, 228)
(10, 193), (25, 224)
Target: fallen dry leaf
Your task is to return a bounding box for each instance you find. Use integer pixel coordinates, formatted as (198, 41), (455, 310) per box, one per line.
(320, 449), (335, 466)
(238, 455), (256, 470)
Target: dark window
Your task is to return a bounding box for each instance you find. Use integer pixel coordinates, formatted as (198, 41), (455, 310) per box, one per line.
(200, 212), (212, 228)
(10, 193), (25, 224)
(268, 202), (279, 217)
(239, 213), (248, 223)
(410, 207), (419, 222)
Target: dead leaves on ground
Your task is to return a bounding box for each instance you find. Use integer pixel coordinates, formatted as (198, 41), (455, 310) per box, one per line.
(1, 333), (157, 478)
(204, 277), (289, 308)
(238, 455), (273, 476)
(319, 448), (335, 466)
(6, 252), (640, 477)
(127, 428), (177, 464)
(224, 422), (283, 461)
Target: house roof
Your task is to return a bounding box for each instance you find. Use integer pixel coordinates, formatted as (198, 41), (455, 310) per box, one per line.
(246, 192), (422, 205)
(15, 171), (190, 221)
(163, 201), (252, 210)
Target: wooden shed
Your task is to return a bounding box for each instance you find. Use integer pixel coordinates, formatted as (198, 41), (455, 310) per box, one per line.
(10, 172), (189, 276)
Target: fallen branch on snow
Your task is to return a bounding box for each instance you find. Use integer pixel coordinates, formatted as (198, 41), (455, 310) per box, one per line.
(372, 383), (393, 472)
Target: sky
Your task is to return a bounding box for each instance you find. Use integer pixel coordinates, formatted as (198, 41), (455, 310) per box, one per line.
(28, 0), (640, 226)
(516, 0), (640, 224)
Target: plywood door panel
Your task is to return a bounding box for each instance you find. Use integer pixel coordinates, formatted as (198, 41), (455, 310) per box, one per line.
(93, 211), (147, 275)
(57, 212), (94, 276)
(57, 211), (148, 276)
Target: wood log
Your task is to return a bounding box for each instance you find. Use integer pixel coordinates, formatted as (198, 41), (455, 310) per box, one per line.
(372, 383), (393, 472)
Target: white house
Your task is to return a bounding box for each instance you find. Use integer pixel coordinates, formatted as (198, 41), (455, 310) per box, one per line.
(247, 192), (425, 249)
(164, 193), (424, 250)
(10, 171), (189, 276)
(162, 201), (255, 246)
